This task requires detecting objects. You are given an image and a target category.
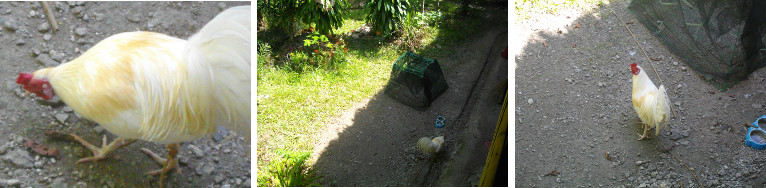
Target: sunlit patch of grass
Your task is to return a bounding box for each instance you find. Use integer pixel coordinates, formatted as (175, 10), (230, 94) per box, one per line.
(514, 0), (607, 22)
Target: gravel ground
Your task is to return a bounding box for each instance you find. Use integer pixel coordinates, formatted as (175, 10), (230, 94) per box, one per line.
(0, 2), (250, 187)
(515, 0), (766, 187)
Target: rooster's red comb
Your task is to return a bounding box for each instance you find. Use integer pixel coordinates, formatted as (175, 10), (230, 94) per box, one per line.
(16, 73), (33, 85)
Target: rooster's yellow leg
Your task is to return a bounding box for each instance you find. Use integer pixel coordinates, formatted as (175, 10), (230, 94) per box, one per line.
(637, 123), (650, 140)
(70, 134), (136, 164)
(141, 143), (181, 186)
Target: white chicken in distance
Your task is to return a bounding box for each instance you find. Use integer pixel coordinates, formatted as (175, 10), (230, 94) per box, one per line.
(631, 63), (671, 140)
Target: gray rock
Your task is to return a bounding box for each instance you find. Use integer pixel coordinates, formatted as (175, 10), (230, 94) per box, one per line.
(55, 113), (69, 124)
(49, 50), (64, 61)
(244, 178), (250, 187)
(92, 126), (105, 134)
(527, 98), (533, 105)
(36, 54), (57, 67)
(177, 155), (189, 166)
(214, 175), (224, 183)
(74, 181), (87, 188)
(2, 149), (34, 168)
(754, 103), (763, 109)
(15, 39), (24, 46)
(188, 144), (204, 158)
(34, 161), (43, 168)
(127, 14), (140, 23)
(202, 163), (214, 175)
(37, 23), (49, 33)
(3, 18), (18, 31)
(223, 148), (231, 154)
(50, 177), (66, 188)
(43, 33), (52, 41)
(62, 106), (73, 112)
(217, 2), (227, 10)
(74, 27), (87, 36)
(0, 179), (21, 186)
(221, 184), (231, 188)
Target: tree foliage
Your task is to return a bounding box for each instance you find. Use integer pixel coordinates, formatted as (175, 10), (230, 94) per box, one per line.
(364, 0), (411, 36)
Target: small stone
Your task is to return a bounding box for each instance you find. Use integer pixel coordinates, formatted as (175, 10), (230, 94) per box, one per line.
(202, 164), (214, 175)
(674, 102), (681, 106)
(178, 155), (189, 166)
(74, 27), (87, 36)
(221, 184), (231, 188)
(75, 181), (87, 188)
(50, 158), (56, 164)
(92, 126), (105, 134)
(214, 175), (224, 183)
(43, 33), (52, 41)
(34, 161), (44, 168)
(3, 18), (18, 31)
(681, 66), (687, 71)
(635, 161), (643, 166)
(15, 39), (24, 46)
(527, 99), (533, 105)
(2, 179), (20, 186)
(217, 2), (227, 10)
(672, 61), (678, 66)
(188, 145), (204, 158)
(63, 106), (73, 112)
(565, 78), (573, 83)
(126, 14), (140, 23)
(223, 148), (231, 154)
(2, 149), (34, 168)
(598, 82), (604, 87)
(754, 103), (763, 109)
(676, 84), (682, 89)
(37, 23), (49, 33)
(55, 113), (69, 124)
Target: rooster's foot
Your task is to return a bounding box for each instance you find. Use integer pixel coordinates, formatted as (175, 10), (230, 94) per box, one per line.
(69, 135), (135, 164)
(141, 143), (181, 188)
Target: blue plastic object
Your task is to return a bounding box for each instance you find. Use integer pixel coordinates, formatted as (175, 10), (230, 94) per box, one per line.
(435, 115), (446, 128)
(745, 115), (766, 150)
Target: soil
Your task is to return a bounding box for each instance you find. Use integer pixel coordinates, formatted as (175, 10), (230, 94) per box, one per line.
(515, 1), (766, 187)
(0, 2), (250, 188)
(310, 5), (508, 187)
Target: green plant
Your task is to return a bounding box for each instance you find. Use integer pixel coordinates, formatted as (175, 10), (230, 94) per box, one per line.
(258, 40), (273, 67)
(415, 11), (442, 27)
(285, 32), (348, 72)
(299, 0), (349, 34)
(258, 150), (321, 187)
(364, 0), (410, 37)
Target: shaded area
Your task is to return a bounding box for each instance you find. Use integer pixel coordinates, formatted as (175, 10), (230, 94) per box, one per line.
(311, 7), (507, 186)
(516, 0), (766, 187)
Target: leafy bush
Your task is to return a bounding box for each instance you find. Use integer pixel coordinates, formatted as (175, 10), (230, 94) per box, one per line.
(286, 32), (348, 72)
(364, 0), (410, 37)
(298, 0), (349, 34)
(257, 150), (321, 187)
(258, 40), (273, 67)
(260, 0), (349, 36)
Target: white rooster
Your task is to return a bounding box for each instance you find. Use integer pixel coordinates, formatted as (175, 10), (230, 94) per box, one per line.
(631, 63), (671, 140)
(16, 6), (250, 186)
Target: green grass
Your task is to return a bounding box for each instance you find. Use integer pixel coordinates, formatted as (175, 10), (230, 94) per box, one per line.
(257, 3), (493, 186)
(514, 0), (607, 22)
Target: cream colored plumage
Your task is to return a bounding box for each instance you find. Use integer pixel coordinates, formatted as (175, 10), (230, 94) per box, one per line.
(16, 5), (250, 185)
(417, 136), (444, 154)
(631, 63), (671, 140)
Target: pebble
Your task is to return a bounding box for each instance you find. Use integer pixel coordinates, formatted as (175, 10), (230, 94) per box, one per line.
(74, 27), (87, 36)
(0, 179), (21, 186)
(217, 2), (227, 10)
(214, 175), (224, 183)
(202, 163), (214, 175)
(223, 148), (231, 154)
(188, 144), (204, 158)
(34, 161), (43, 168)
(36, 54), (57, 67)
(127, 14), (140, 23)
(598, 82), (604, 87)
(43, 33), (52, 41)
(565, 78), (573, 83)
(93, 126), (105, 134)
(221, 184), (231, 188)
(37, 23), (49, 33)
(62, 106), (73, 112)
(2, 149), (34, 168)
(672, 61), (678, 66)
(681, 66), (687, 71)
(49, 50), (64, 62)
(55, 113), (69, 124)
(3, 18), (18, 31)
(754, 104), (763, 109)
(15, 39), (25, 46)
(527, 99), (533, 105)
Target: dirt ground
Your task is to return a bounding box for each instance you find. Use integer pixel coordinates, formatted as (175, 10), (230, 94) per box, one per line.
(515, 0), (766, 187)
(0, 2), (250, 188)
(309, 5), (508, 187)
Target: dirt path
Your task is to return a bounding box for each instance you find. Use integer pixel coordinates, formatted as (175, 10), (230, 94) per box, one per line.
(0, 2), (250, 187)
(515, 0), (766, 187)
(310, 5), (508, 186)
